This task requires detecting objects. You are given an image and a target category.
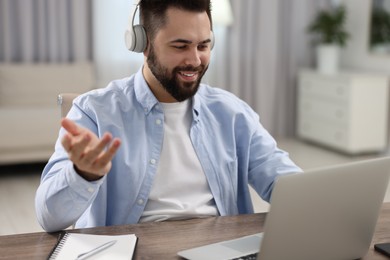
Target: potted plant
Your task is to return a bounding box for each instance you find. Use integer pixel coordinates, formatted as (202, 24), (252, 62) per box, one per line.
(370, 6), (390, 54)
(308, 5), (350, 74)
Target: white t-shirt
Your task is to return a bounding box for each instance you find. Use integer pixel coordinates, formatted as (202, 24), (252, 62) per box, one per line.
(140, 100), (218, 222)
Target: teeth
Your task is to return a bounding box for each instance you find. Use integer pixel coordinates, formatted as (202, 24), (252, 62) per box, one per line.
(182, 72), (195, 77)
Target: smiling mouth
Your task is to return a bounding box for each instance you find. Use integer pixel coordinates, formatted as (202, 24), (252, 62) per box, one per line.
(178, 71), (198, 81)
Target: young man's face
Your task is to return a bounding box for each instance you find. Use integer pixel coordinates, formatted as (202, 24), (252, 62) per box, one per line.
(145, 7), (212, 102)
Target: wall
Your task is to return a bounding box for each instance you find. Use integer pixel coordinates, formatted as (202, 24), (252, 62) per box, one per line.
(93, 0), (143, 88)
(341, 0), (390, 74)
(341, 0), (390, 151)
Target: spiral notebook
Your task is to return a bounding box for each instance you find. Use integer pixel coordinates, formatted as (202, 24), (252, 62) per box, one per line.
(47, 232), (137, 260)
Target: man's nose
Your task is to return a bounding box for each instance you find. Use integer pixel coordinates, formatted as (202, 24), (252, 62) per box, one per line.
(183, 48), (202, 67)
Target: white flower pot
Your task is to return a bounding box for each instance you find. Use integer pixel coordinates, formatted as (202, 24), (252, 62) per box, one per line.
(371, 43), (390, 55)
(316, 44), (340, 75)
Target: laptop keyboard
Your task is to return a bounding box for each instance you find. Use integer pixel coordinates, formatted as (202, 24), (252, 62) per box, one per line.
(231, 253), (258, 260)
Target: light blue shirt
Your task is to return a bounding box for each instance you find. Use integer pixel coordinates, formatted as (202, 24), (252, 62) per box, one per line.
(35, 68), (302, 232)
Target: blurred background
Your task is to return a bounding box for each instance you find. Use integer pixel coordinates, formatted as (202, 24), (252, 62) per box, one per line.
(1, 0), (390, 235)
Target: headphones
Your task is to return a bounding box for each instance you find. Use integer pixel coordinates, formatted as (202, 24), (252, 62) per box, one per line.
(125, 2), (147, 53)
(124, 1), (214, 53)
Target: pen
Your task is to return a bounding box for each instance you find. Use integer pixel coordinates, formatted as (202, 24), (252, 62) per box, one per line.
(75, 240), (117, 260)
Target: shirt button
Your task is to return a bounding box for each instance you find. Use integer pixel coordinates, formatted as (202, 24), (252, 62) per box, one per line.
(150, 159), (156, 165)
(137, 199), (144, 205)
(155, 119), (162, 125)
(87, 187), (94, 193)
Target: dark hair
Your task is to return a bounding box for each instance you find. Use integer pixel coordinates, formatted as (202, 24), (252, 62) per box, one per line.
(139, 0), (212, 42)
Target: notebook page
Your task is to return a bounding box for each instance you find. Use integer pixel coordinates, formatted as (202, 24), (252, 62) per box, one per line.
(50, 233), (137, 260)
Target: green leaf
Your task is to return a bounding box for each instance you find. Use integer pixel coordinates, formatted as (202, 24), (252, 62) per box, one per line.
(307, 5), (350, 47)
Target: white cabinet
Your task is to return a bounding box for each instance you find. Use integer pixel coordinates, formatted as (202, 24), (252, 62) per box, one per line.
(296, 69), (389, 154)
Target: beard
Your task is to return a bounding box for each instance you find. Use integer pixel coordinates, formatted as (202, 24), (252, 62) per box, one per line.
(147, 45), (208, 102)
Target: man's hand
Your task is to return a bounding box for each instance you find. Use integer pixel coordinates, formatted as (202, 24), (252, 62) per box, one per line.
(60, 118), (121, 181)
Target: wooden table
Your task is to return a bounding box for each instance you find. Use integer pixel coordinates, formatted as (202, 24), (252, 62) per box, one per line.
(1, 203), (390, 259)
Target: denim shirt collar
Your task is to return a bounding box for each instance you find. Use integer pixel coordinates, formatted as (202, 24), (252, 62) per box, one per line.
(133, 67), (160, 114)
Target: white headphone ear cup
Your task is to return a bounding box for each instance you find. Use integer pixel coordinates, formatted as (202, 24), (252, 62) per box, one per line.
(125, 29), (135, 51)
(133, 25), (147, 53)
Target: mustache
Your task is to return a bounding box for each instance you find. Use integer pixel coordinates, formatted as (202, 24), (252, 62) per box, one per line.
(174, 65), (204, 73)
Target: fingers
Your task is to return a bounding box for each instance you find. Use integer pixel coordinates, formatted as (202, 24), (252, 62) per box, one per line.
(98, 138), (121, 164)
(76, 136), (121, 176)
(61, 118), (81, 136)
(80, 133), (113, 165)
(68, 133), (92, 163)
(61, 133), (72, 152)
(90, 138), (121, 171)
(61, 129), (121, 176)
(60, 130), (91, 157)
(60, 119), (121, 177)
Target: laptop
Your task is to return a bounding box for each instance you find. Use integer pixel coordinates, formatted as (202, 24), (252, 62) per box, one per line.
(177, 157), (390, 260)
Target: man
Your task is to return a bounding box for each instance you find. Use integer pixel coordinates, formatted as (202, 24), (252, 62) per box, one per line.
(35, 0), (302, 232)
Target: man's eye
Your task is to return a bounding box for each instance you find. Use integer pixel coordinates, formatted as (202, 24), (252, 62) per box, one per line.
(173, 45), (186, 49)
(198, 45), (208, 50)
